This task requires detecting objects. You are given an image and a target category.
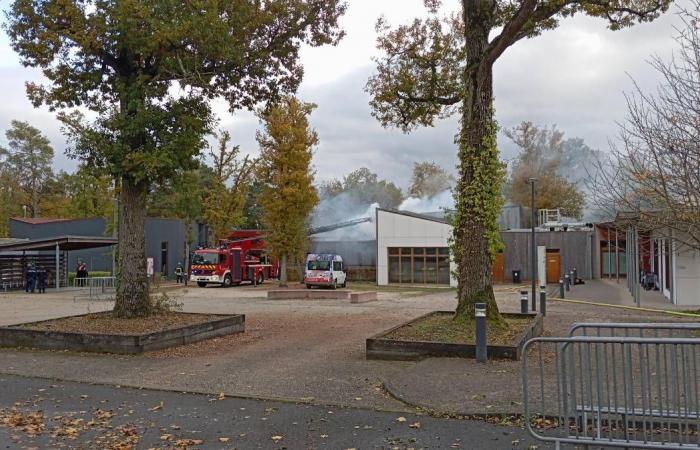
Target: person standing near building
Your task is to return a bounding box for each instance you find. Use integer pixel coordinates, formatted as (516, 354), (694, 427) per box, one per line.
(26, 264), (36, 293)
(175, 263), (184, 284)
(37, 268), (46, 293)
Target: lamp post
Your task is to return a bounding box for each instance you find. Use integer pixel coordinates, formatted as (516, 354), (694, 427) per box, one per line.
(530, 178), (537, 311)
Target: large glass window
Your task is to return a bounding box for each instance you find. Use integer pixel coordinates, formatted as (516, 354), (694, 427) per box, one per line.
(387, 247), (451, 285)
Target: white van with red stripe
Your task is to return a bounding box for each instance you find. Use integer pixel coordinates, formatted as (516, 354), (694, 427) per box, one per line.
(304, 253), (347, 289)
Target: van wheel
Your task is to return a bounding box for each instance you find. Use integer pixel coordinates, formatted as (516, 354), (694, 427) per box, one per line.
(341, 280), (347, 288)
(256, 272), (264, 285)
(223, 274), (232, 288)
(197, 282), (207, 288)
(306, 284), (312, 289)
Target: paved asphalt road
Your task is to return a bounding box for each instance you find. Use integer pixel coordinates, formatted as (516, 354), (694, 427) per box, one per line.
(0, 375), (551, 449)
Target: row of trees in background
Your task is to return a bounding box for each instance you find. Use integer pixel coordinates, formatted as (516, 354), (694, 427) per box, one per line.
(0, 117), (597, 239)
(0, 121), (114, 236)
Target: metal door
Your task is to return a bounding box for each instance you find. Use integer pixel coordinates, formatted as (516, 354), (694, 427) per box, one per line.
(546, 251), (561, 283)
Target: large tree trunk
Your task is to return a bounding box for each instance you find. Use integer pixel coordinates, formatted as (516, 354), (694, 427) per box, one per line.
(113, 176), (150, 317)
(453, 0), (505, 325)
(279, 254), (288, 287)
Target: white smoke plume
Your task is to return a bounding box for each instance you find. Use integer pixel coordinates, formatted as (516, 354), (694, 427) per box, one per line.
(311, 189), (456, 241)
(398, 190), (454, 213)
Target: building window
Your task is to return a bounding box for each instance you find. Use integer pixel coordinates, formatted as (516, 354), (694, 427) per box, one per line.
(161, 241), (168, 276)
(387, 247), (450, 285)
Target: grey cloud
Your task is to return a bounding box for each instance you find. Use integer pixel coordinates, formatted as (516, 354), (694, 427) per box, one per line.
(0, 3), (686, 191)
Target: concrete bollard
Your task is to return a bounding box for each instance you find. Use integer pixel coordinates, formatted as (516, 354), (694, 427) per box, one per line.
(565, 274), (570, 291)
(520, 290), (528, 314)
(475, 303), (487, 363)
(559, 279), (565, 298)
(540, 285), (546, 316)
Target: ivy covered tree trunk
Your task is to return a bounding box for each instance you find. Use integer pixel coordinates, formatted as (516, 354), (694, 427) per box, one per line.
(453, 6), (505, 324)
(114, 176), (150, 318)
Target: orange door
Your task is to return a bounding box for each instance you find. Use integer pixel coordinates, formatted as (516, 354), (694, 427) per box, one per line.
(491, 253), (505, 283)
(546, 252), (561, 283)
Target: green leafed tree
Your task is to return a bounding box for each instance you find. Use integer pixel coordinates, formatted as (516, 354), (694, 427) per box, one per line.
(204, 131), (257, 242)
(366, 0), (670, 324)
(1, 121), (54, 218)
(5, 0), (345, 317)
(409, 161), (455, 198)
(0, 146), (26, 236)
(256, 97), (320, 286)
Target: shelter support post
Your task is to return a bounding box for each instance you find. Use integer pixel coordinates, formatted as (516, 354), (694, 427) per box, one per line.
(55, 242), (60, 290)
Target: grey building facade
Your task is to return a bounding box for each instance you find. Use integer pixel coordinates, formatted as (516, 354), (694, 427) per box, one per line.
(10, 217), (203, 279)
(10, 218), (113, 273)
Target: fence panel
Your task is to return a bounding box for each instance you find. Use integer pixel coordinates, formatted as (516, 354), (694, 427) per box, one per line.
(523, 336), (700, 449)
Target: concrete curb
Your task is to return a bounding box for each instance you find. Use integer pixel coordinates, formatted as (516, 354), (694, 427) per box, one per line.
(0, 372), (418, 416)
(380, 378), (520, 418)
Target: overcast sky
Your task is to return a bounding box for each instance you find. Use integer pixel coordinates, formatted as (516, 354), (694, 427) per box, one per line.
(0, 0), (686, 189)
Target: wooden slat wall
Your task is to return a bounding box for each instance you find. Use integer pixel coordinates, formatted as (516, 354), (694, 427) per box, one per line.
(0, 253), (67, 290)
(500, 231), (595, 281)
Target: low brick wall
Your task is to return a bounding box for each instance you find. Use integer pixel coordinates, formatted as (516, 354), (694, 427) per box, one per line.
(0, 313), (245, 354)
(366, 311), (543, 361)
(267, 289), (351, 300)
(350, 291), (378, 303)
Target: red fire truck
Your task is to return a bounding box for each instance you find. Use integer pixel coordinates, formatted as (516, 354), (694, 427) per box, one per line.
(189, 230), (278, 288)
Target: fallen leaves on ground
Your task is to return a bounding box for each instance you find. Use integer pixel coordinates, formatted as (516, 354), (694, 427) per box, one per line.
(396, 416), (407, 423)
(409, 421), (421, 429)
(174, 438), (204, 448)
(271, 434), (284, 442)
(0, 409), (45, 435)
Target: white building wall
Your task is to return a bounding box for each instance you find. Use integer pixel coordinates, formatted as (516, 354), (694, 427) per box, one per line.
(376, 209), (457, 287)
(672, 247), (700, 306)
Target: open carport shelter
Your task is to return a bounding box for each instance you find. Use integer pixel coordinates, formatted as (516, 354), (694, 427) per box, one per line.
(0, 236), (117, 290)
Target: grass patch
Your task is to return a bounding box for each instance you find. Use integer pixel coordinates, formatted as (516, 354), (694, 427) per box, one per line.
(17, 311), (225, 336)
(384, 312), (533, 346)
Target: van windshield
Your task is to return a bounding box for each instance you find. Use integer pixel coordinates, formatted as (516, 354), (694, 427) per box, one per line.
(192, 253), (218, 265)
(307, 260), (331, 271)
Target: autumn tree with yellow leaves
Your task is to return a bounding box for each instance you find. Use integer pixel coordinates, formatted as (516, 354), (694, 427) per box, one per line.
(256, 98), (320, 286)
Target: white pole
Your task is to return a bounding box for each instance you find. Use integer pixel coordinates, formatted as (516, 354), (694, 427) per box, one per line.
(55, 242), (60, 290)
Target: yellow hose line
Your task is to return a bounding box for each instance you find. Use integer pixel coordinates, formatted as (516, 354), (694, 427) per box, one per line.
(548, 297), (700, 319)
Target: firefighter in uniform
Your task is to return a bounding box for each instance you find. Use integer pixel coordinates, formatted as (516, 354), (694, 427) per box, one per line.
(175, 263), (184, 284)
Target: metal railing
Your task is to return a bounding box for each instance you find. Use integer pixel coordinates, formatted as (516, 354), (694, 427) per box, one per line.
(569, 322), (700, 339)
(72, 277), (116, 301)
(523, 333), (700, 449)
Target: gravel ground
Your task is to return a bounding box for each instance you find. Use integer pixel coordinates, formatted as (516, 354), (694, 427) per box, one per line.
(0, 283), (690, 416)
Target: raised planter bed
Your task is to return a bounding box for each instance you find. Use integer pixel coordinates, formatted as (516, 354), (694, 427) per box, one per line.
(0, 312), (245, 354)
(267, 289), (351, 300)
(350, 291), (378, 303)
(366, 311), (542, 361)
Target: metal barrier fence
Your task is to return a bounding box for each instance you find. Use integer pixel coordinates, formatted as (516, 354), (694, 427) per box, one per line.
(523, 335), (700, 449)
(72, 277), (116, 301)
(569, 322), (700, 339)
